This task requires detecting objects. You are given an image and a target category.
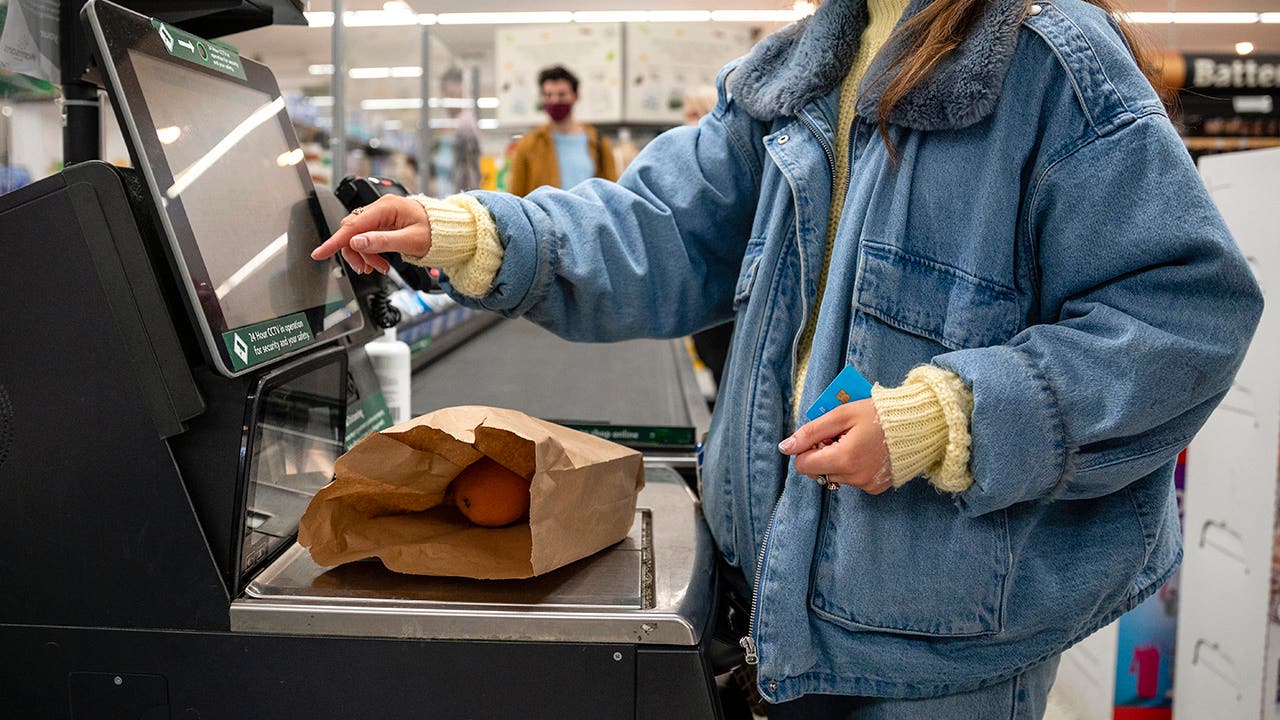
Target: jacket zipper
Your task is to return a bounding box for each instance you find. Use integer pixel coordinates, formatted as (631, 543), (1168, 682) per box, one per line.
(740, 496), (782, 665)
(786, 110), (837, 373)
(796, 110), (836, 179)
(739, 111), (836, 667)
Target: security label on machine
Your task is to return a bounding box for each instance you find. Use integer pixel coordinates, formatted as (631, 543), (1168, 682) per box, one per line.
(220, 312), (315, 371)
(149, 18), (246, 80)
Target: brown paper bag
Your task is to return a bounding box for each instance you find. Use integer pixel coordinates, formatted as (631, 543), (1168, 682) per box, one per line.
(298, 405), (644, 579)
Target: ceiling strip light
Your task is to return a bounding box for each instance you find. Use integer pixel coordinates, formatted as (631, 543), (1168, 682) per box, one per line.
(437, 12), (575, 25)
(311, 7), (1276, 29)
(1122, 12), (1260, 24)
(572, 11), (652, 23)
(309, 8), (822, 28)
(343, 10), (421, 26)
(710, 10), (804, 22)
(357, 97), (501, 110)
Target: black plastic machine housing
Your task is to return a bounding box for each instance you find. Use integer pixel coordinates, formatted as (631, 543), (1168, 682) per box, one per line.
(0, 162), (350, 628)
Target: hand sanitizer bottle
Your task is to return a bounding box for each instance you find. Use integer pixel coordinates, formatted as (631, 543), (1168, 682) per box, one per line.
(365, 328), (412, 423)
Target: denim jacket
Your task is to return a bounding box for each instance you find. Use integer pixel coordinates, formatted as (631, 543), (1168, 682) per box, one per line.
(449, 0), (1263, 701)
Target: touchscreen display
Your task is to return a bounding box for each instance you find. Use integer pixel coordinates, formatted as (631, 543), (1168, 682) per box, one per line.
(127, 49), (359, 371)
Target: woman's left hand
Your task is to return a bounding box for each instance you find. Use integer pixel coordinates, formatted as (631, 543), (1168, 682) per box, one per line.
(777, 399), (894, 495)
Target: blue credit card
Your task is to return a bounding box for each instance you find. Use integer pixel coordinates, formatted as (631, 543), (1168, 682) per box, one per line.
(806, 364), (873, 421)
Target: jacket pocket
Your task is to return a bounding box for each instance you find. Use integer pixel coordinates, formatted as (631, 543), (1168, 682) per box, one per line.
(810, 482), (1011, 637)
(855, 241), (1022, 351)
(733, 237), (767, 310)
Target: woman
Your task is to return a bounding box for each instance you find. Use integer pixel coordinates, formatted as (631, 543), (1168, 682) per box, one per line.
(313, 0), (1263, 716)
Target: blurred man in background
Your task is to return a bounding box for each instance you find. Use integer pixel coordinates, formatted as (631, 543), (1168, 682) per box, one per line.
(507, 65), (616, 196)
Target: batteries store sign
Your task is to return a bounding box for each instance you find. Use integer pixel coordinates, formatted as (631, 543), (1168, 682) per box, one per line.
(221, 313), (315, 371)
(1165, 54), (1280, 90)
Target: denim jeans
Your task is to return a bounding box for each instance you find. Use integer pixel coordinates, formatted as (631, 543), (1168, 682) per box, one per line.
(765, 655), (1061, 720)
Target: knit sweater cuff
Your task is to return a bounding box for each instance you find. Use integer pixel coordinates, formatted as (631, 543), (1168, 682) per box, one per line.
(402, 194), (504, 298)
(870, 365), (975, 493)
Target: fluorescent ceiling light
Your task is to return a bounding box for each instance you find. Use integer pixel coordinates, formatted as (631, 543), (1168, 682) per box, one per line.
(349, 67), (392, 79)
(1262, 13), (1280, 23)
(1123, 12), (1260, 24)
(344, 10), (420, 26)
(572, 11), (652, 23)
(711, 10), (803, 22)
(1236, 41), (1256, 55)
(362, 98), (423, 110)
(309, 7), (813, 28)
(427, 118), (500, 129)
(645, 10), (713, 22)
(350, 66), (423, 78)
(304, 10), (435, 27)
(359, 97), (500, 110)
(383, 0), (411, 12)
(310, 96), (334, 106)
(309, 64), (335, 75)
(437, 12), (575, 25)
(156, 126), (182, 144)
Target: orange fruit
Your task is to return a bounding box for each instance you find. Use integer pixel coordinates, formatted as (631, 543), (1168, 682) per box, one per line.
(450, 457), (532, 527)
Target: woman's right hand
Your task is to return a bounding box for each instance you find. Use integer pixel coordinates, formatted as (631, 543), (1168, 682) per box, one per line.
(311, 194), (432, 274)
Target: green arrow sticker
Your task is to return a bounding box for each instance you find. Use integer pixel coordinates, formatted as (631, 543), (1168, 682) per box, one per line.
(150, 18), (247, 80)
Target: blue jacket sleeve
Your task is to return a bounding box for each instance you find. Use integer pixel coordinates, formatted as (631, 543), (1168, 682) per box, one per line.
(935, 112), (1263, 516)
(442, 63), (767, 342)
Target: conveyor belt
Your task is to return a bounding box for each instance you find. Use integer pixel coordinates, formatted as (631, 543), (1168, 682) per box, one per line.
(410, 319), (710, 440)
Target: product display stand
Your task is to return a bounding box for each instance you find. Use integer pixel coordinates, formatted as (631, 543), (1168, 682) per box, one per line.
(1174, 147), (1280, 720)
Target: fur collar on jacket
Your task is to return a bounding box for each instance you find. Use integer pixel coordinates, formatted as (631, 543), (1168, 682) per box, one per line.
(729, 0), (1030, 130)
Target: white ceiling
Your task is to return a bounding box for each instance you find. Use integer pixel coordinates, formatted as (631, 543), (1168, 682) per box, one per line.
(223, 0), (1280, 116)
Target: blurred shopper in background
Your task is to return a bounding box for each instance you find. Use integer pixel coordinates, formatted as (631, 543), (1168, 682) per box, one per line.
(429, 67), (483, 196)
(316, 0), (1263, 716)
(506, 65), (617, 196)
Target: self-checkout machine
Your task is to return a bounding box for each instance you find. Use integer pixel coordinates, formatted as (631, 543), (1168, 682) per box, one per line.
(0, 1), (722, 716)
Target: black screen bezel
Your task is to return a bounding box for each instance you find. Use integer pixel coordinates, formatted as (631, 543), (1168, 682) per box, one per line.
(84, 0), (363, 378)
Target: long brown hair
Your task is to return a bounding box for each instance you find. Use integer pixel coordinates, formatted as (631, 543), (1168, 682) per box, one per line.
(876, 0), (1165, 153)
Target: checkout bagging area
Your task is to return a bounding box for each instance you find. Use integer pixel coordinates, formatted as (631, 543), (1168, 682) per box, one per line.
(0, 0), (729, 716)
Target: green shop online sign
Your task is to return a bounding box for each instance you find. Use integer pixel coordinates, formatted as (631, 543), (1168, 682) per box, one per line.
(221, 313), (315, 371)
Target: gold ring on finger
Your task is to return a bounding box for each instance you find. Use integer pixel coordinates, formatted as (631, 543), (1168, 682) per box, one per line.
(351, 206), (366, 215)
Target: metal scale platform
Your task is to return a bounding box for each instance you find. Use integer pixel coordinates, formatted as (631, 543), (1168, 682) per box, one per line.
(235, 466), (714, 647)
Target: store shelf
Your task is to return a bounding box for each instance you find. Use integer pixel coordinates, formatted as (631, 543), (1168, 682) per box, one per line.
(397, 305), (501, 371)
(1184, 136), (1280, 152)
